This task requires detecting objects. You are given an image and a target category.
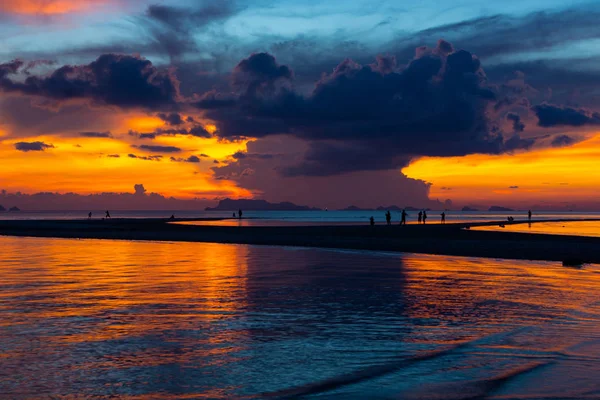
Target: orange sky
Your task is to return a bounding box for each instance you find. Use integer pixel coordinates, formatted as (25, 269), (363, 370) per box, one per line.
(0, 0), (115, 15)
(3, 108), (600, 207)
(0, 113), (251, 199)
(403, 133), (600, 208)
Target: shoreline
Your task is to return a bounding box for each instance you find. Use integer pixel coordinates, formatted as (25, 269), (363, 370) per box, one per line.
(1, 218), (599, 264)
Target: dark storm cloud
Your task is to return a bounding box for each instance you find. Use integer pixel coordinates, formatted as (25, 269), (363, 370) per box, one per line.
(506, 113), (525, 132)
(193, 90), (237, 109)
(188, 125), (212, 138)
(79, 131), (113, 138)
(157, 112), (184, 126)
(551, 135), (578, 147)
(142, 2), (238, 61)
(532, 104), (600, 127)
(200, 42), (532, 176)
(137, 145), (181, 153)
(232, 52), (293, 96)
(0, 54), (181, 110)
(170, 155), (201, 163)
(14, 141), (54, 152)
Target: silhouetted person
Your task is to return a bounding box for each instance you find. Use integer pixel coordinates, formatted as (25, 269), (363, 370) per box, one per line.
(233, 212), (236, 218)
(170, 214), (175, 220)
(423, 211), (428, 224)
(88, 212), (92, 220)
(441, 212), (446, 224)
(105, 210), (111, 219)
(385, 211), (391, 225)
(528, 210), (532, 221)
(238, 209), (243, 219)
(370, 216), (375, 226)
(418, 211), (422, 224)
(401, 210), (407, 225)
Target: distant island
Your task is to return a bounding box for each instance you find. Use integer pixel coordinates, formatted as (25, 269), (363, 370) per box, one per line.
(488, 206), (514, 212)
(206, 198), (321, 211)
(462, 206), (479, 212)
(0, 205), (20, 212)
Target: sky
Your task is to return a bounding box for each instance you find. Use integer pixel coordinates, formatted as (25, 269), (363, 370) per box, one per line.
(1, 0), (600, 210)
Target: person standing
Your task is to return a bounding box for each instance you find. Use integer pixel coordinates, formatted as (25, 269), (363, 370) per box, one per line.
(238, 209), (243, 219)
(370, 216), (375, 226)
(105, 210), (111, 219)
(385, 211), (391, 225)
(423, 210), (428, 224)
(441, 212), (446, 224)
(418, 211), (422, 224)
(401, 209), (407, 225)
(528, 210), (532, 221)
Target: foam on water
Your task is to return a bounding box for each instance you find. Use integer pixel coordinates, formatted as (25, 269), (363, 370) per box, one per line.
(0, 236), (598, 398)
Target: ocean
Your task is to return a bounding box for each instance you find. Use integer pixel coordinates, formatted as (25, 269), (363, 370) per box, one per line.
(0, 236), (598, 398)
(2, 209), (600, 225)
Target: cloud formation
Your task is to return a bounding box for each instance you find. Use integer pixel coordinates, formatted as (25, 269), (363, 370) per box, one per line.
(14, 141), (54, 152)
(0, 54), (181, 110)
(79, 131), (112, 138)
(200, 42), (534, 176)
(533, 104), (600, 127)
(137, 144), (181, 153)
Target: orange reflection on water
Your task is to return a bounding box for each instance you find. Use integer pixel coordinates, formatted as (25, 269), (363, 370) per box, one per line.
(0, 237), (250, 369)
(473, 221), (600, 238)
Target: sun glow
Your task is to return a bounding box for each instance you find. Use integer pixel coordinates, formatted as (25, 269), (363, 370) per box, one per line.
(403, 133), (600, 207)
(1, 0), (113, 15)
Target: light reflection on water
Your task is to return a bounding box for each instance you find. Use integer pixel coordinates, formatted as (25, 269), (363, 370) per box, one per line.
(0, 236), (598, 399)
(473, 220), (600, 238)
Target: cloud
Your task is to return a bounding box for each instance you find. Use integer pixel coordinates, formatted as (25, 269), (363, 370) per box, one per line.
(14, 141), (54, 152)
(157, 112), (184, 126)
(201, 42), (534, 176)
(551, 134), (577, 147)
(232, 151), (274, 160)
(107, 154), (120, 158)
(134, 183), (146, 195)
(0, 54), (181, 110)
(128, 153), (162, 161)
(212, 135), (442, 209)
(79, 131), (112, 138)
(142, 2), (238, 61)
(509, 186), (519, 189)
(137, 144), (181, 153)
(506, 113), (525, 132)
(532, 104), (600, 127)
(170, 155), (201, 163)
(129, 125), (212, 139)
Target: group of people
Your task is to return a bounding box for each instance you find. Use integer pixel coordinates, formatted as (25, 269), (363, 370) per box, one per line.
(88, 211), (111, 219)
(372, 209), (446, 225)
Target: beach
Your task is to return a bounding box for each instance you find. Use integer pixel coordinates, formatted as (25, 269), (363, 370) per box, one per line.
(1, 217), (599, 264)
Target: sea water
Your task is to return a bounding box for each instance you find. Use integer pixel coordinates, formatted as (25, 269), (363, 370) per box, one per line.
(0, 236), (598, 398)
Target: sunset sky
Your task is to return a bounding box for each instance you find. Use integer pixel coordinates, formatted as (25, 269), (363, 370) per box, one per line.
(2, 0), (600, 210)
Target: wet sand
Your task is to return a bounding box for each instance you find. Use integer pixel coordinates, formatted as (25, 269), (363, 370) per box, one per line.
(1, 217), (599, 264)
